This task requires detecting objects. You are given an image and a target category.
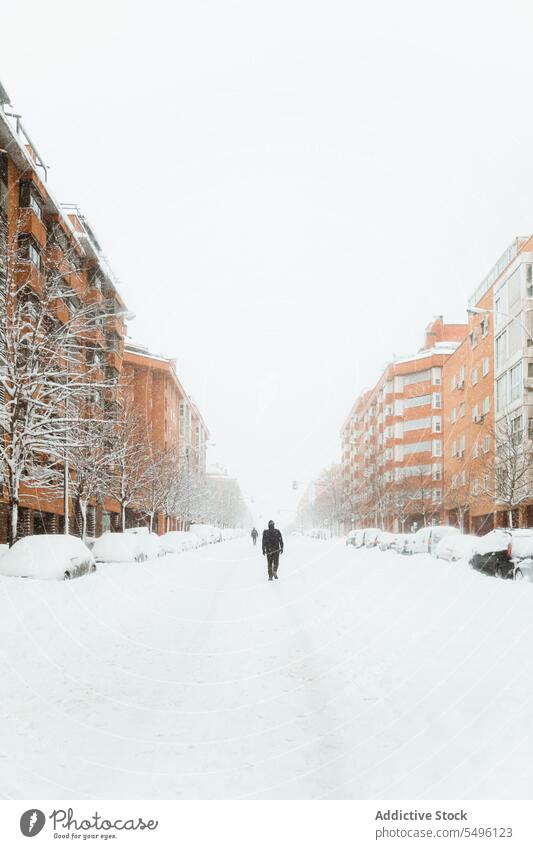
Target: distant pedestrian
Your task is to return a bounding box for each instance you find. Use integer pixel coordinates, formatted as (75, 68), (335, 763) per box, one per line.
(251, 528), (258, 546)
(262, 520), (284, 581)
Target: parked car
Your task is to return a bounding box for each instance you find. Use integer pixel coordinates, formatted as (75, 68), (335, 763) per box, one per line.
(92, 531), (164, 564)
(160, 531), (199, 554)
(354, 528), (382, 548)
(409, 525), (460, 555)
(434, 533), (478, 562)
(470, 528), (533, 579)
(364, 529), (382, 548)
(512, 558), (533, 581)
(390, 533), (411, 554)
(345, 530), (358, 546)
(190, 524), (223, 544)
(377, 532), (396, 551)
(0, 534), (96, 580)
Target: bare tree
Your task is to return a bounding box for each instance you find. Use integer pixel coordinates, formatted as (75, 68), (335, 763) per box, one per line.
(484, 414), (533, 528)
(0, 215), (115, 544)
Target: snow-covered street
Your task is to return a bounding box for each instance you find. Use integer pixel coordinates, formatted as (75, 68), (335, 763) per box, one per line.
(2, 536), (533, 799)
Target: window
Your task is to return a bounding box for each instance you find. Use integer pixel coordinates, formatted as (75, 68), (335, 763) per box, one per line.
(451, 440), (457, 457)
(451, 374), (457, 391)
(432, 416), (441, 433)
(460, 470), (466, 486)
(481, 317), (489, 337)
(459, 365), (465, 382)
(469, 329), (477, 349)
(432, 392), (441, 409)
(495, 331), (507, 370)
(482, 396), (490, 415)
(483, 435), (490, 454)
(511, 414), (523, 446)
(482, 357), (489, 377)
(510, 362), (522, 402)
(432, 440), (442, 457)
(403, 441), (431, 454)
(451, 407), (457, 423)
(527, 264), (533, 298)
(496, 374), (508, 412)
(27, 241), (41, 270)
(404, 394), (431, 409)
(403, 417), (431, 432)
(472, 479), (479, 496)
(460, 435), (466, 453)
(432, 464), (442, 481)
(432, 489), (441, 503)
(29, 193), (42, 220)
(472, 440), (478, 458)
(472, 404), (479, 421)
(471, 367), (478, 386)
(460, 402), (465, 417)
(451, 474), (457, 488)
(431, 367), (442, 385)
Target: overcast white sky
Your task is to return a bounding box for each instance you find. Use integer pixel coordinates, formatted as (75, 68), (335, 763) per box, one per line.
(3, 0), (533, 522)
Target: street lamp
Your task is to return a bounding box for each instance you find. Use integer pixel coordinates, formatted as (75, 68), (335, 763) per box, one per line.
(467, 306), (533, 346)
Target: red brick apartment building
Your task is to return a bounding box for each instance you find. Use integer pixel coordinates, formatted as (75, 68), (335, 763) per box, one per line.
(342, 235), (533, 535)
(444, 235), (533, 532)
(341, 318), (467, 532)
(0, 81), (129, 540)
(0, 80), (210, 541)
(123, 344), (209, 531)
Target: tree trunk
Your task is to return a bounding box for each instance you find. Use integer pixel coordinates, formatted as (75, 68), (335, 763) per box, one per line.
(121, 502), (126, 532)
(149, 512), (154, 534)
(508, 508), (513, 529)
(9, 498), (18, 548)
(80, 498), (87, 542)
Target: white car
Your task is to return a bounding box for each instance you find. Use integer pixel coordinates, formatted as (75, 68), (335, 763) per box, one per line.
(0, 534), (96, 580)
(160, 531), (199, 553)
(434, 533), (478, 562)
(189, 524), (223, 545)
(377, 532), (396, 551)
(410, 525), (460, 555)
(92, 531), (164, 563)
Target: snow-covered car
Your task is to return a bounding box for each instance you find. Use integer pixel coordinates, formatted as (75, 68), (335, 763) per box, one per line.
(470, 529), (533, 579)
(345, 530), (358, 546)
(0, 534), (96, 580)
(388, 533), (410, 554)
(409, 525), (460, 555)
(92, 531), (164, 563)
(189, 524), (222, 544)
(377, 532), (396, 551)
(434, 533), (478, 562)
(513, 558), (533, 581)
(160, 531), (199, 553)
(364, 529), (382, 548)
(357, 527), (381, 548)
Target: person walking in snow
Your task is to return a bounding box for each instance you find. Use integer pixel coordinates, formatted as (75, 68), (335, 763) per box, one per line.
(251, 528), (258, 546)
(262, 520), (284, 581)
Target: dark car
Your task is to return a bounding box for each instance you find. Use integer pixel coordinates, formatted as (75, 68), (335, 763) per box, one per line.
(470, 529), (533, 579)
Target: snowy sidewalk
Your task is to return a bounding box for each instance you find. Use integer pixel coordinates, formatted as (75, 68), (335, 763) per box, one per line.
(1, 538), (533, 799)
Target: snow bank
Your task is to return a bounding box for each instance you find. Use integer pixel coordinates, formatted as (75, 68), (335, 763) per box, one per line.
(0, 534), (95, 580)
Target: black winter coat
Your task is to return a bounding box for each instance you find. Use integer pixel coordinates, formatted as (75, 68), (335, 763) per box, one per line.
(262, 528), (284, 555)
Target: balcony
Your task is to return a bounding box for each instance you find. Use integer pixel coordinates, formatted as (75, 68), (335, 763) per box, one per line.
(16, 261), (44, 295)
(18, 207), (47, 248)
